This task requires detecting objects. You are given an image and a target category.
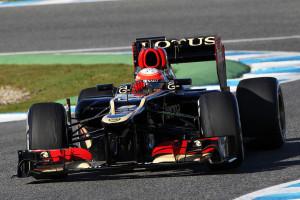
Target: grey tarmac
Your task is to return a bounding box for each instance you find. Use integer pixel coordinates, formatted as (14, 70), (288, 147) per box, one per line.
(1, 0), (300, 199)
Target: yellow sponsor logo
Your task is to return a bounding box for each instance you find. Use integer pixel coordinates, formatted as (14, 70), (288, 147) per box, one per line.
(108, 117), (121, 122)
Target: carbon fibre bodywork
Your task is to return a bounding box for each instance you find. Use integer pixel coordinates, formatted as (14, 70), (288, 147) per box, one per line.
(17, 35), (246, 178)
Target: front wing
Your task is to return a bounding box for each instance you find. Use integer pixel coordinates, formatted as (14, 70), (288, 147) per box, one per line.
(17, 136), (234, 179)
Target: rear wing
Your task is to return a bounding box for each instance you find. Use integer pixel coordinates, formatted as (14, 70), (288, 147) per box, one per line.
(132, 35), (228, 91)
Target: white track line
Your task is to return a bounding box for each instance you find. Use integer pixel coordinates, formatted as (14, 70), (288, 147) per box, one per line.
(0, 113), (26, 123)
(0, 0), (121, 8)
(0, 46), (132, 56)
(226, 52), (300, 61)
(223, 35), (300, 44)
(251, 61), (300, 68)
(226, 54), (274, 61)
(0, 35), (299, 55)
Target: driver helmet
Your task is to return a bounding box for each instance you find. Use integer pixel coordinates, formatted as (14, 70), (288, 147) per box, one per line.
(135, 68), (165, 82)
(133, 68), (165, 92)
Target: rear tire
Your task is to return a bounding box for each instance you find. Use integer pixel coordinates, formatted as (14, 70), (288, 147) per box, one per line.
(200, 91), (244, 169)
(27, 103), (68, 150)
(236, 77), (286, 149)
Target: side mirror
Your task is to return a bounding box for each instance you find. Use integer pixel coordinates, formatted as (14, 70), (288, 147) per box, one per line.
(96, 84), (114, 91)
(174, 78), (192, 85)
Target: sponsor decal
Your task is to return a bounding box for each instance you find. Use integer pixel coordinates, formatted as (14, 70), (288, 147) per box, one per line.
(167, 81), (176, 90)
(108, 117), (121, 122)
(118, 85), (129, 94)
(142, 79), (161, 83)
(141, 36), (215, 49)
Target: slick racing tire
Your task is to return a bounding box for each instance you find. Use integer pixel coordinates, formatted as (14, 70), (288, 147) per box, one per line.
(27, 103), (68, 150)
(236, 77), (286, 149)
(200, 91), (244, 170)
(78, 86), (114, 102)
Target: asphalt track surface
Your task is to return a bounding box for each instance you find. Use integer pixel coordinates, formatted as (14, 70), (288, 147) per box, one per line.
(0, 0), (300, 52)
(1, 0), (300, 199)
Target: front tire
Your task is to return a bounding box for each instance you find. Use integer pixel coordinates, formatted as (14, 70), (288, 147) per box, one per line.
(27, 103), (68, 150)
(200, 91), (244, 170)
(26, 103), (69, 179)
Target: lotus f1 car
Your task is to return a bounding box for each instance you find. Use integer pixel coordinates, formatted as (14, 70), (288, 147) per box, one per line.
(17, 35), (286, 179)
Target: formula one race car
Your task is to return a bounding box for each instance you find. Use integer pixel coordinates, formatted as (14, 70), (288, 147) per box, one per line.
(17, 35), (286, 179)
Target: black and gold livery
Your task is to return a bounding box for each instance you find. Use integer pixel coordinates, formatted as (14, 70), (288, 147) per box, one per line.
(16, 35), (286, 179)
